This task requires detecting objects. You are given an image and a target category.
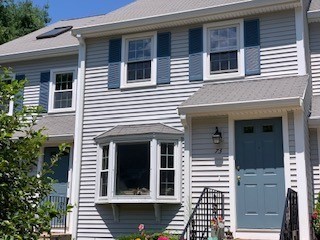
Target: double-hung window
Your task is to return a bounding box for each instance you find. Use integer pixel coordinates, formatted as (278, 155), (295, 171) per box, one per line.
(122, 32), (157, 88)
(49, 68), (76, 112)
(204, 20), (244, 80)
(96, 134), (182, 203)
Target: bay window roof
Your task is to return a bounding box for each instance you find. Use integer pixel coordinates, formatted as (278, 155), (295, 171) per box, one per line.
(95, 123), (183, 141)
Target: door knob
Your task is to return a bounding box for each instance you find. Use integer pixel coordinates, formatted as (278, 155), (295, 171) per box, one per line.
(236, 166), (240, 171)
(237, 176), (241, 181)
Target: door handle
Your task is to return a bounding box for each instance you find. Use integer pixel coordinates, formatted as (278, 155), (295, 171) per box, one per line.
(237, 176), (241, 181)
(236, 166), (240, 171)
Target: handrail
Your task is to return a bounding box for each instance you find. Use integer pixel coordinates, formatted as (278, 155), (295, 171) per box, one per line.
(180, 188), (224, 240)
(280, 188), (299, 240)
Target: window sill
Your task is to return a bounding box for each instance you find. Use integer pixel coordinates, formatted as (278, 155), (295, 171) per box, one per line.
(120, 81), (156, 90)
(204, 71), (244, 81)
(48, 108), (75, 114)
(95, 197), (181, 205)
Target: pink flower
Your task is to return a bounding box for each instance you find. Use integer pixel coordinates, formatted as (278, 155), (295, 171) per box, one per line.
(138, 224), (145, 232)
(158, 236), (169, 240)
(312, 211), (318, 220)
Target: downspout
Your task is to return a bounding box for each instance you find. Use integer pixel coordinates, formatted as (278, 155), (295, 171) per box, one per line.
(70, 34), (86, 239)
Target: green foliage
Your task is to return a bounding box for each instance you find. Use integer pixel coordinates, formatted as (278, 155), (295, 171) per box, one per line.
(0, 67), (69, 239)
(0, 0), (50, 44)
(313, 192), (320, 237)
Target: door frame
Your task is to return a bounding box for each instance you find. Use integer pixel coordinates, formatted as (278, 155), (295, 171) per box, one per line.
(228, 111), (291, 238)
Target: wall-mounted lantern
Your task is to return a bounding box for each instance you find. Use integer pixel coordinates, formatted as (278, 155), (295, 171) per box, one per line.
(212, 127), (222, 144)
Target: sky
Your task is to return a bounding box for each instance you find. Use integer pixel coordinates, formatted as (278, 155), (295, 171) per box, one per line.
(31, 0), (135, 24)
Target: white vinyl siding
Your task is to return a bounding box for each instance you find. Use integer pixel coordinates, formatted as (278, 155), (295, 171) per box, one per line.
(3, 55), (78, 108)
(288, 111), (298, 190)
(310, 22), (320, 95)
(310, 128), (320, 203)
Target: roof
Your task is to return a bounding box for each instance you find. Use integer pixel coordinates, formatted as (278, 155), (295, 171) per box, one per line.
(308, 0), (320, 20)
(95, 123), (183, 140)
(0, 19), (82, 63)
(179, 75), (308, 114)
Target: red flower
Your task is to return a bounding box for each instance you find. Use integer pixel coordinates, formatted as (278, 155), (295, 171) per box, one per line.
(138, 224), (145, 232)
(312, 211), (318, 220)
(158, 236), (169, 240)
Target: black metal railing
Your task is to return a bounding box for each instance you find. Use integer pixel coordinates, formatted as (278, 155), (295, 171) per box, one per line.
(280, 188), (299, 240)
(180, 188), (224, 240)
(43, 195), (69, 233)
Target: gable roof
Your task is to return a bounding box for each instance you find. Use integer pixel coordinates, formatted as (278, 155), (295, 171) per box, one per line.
(308, 0), (320, 21)
(179, 75), (308, 114)
(95, 123), (183, 141)
(0, 19), (82, 63)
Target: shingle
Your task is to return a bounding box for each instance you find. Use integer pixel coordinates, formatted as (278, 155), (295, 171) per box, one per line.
(309, 0), (320, 12)
(311, 95), (320, 118)
(95, 123), (183, 140)
(180, 75), (308, 108)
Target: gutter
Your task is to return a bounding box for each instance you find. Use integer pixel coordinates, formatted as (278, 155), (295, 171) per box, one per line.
(178, 97), (303, 115)
(0, 45), (78, 64)
(72, 0), (300, 37)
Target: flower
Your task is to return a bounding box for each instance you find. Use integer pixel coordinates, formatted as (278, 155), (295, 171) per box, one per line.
(157, 236), (169, 240)
(138, 224), (145, 232)
(135, 238), (141, 240)
(313, 211), (318, 220)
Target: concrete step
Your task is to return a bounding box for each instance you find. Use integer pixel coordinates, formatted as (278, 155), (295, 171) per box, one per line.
(39, 233), (71, 240)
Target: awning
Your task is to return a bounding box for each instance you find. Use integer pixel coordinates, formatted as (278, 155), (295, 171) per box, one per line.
(179, 75), (308, 115)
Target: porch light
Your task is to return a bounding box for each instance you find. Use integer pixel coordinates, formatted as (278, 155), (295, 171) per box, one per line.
(212, 127), (222, 144)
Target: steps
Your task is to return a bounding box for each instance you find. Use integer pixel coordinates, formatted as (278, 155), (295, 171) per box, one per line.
(39, 233), (71, 240)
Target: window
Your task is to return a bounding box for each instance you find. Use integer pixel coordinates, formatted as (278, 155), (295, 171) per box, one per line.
(100, 145), (109, 197)
(96, 138), (181, 203)
(204, 20), (244, 80)
(49, 68), (76, 112)
(121, 32), (157, 88)
(0, 74), (15, 115)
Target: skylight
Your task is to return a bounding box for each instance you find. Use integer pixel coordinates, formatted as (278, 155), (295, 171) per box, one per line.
(36, 26), (73, 40)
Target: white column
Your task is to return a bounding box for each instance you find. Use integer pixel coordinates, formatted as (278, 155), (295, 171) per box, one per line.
(295, 7), (307, 76)
(294, 110), (311, 240)
(228, 116), (236, 233)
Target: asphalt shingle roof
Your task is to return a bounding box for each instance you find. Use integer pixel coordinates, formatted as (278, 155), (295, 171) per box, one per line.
(95, 123), (183, 140)
(180, 75), (308, 108)
(309, 0), (320, 12)
(311, 95), (320, 118)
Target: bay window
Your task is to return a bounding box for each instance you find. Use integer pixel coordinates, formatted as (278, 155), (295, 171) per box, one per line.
(96, 136), (181, 203)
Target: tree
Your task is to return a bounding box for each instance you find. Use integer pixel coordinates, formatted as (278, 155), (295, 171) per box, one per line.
(0, 68), (68, 240)
(0, 0), (50, 45)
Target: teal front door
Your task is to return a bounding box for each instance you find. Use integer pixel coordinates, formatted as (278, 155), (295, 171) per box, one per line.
(44, 147), (70, 197)
(235, 118), (285, 229)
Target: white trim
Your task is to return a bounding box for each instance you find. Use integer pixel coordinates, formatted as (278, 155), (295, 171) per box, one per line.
(48, 67), (77, 113)
(71, 35), (86, 239)
(293, 110), (311, 240)
(295, 7), (307, 75)
(282, 113), (292, 190)
(203, 19), (244, 81)
(120, 31), (157, 89)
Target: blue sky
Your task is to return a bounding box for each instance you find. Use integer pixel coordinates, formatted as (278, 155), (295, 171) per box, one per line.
(31, 0), (135, 23)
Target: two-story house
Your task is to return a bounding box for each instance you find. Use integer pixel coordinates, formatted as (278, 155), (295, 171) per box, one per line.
(0, 0), (319, 239)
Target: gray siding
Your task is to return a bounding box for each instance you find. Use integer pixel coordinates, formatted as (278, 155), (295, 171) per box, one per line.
(78, 27), (202, 239)
(4, 55), (78, 108)
(191, 116), (230, 225)
(310, 22), (320, 95)
(260, 10), (298, 77)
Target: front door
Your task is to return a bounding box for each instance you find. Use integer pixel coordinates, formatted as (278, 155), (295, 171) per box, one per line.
(44, 147), (70, 197)
(235, 118), (285, 229)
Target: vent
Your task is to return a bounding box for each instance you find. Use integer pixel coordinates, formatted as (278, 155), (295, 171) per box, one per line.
(36, 26), (73, 39)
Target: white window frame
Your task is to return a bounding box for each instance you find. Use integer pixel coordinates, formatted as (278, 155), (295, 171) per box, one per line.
(1, 73), (15, 116)
(48, 67), (77, 113)
(121, 31), (157, 89)
(95, 137), (181, 204)
(203, 19), (244, 81)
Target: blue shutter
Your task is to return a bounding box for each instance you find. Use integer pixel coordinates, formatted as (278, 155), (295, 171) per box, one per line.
(189, 28), (203, 81)
(39, 71), (50, 112)
(157, 32), (171, 85)
(244, 19), (260, 75)
(108, 38), (121, 89)
(15, 74), (25, 111)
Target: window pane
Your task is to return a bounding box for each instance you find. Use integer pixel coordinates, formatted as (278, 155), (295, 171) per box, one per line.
(116, 142), (150, 196)
(127, 61), (151, 82)
(210, 27), (237, 52)
(127, 38), (151, 61)
(210, 51), (238, 73)
(102, 145), (109, 170)
(54, 91), (72, 109)
(101, 172), (108, 196)
(160, 170), (175, 196)
(55, 73), (73, 90)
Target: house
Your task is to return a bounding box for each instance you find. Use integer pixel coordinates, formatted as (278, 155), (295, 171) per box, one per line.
(0, 0), (319, 239)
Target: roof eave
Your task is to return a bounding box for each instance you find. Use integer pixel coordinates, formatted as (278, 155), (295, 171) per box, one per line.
(72, 0), (300, 38)
(0, 45), (78, 64)
(178, 97), (303, 116)
(308, 10), (320, 22)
